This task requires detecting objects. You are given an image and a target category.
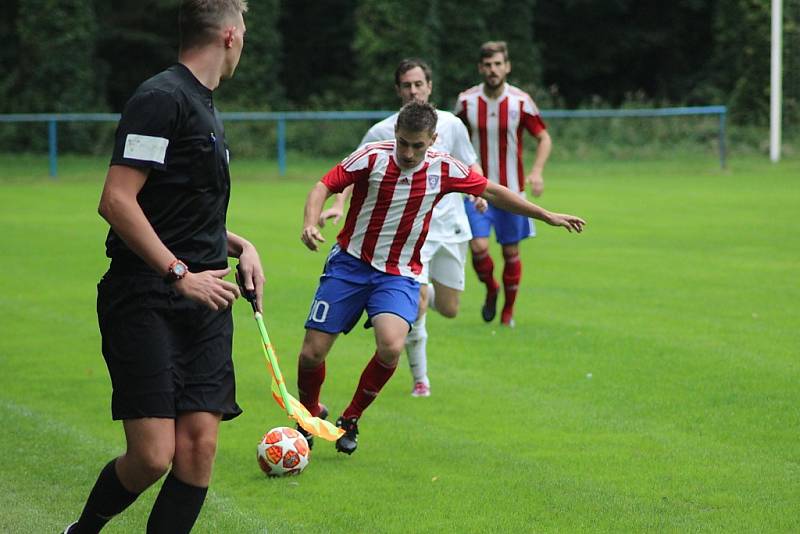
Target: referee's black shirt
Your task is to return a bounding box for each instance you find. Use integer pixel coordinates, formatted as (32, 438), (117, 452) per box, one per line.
(106, 63), (231, 273)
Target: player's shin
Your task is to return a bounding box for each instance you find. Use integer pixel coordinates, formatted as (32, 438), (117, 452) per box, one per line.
(405, 312), (429, 386)
(73, 459), (141, 533)
(427, 283), (437, 312)
(501, 252), (522, 325)
(146, 472), (207, 533)
(343, 353), (398, 419)
(297, 360), (326, 416)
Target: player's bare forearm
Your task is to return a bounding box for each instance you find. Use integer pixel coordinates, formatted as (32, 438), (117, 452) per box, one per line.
(319, 184), (351, 227)
(530, 130), (551, 176)
(302, 181), (333, 251)
(326, 187), (349, 213)
(481, 182), (549, 221)
(481, 181), (586, 233)
(226, 231), (253, 258)
(98, 165), (175, 276)
(527, 131), (551, 197)
(304, 182), (332, 227)
(467, 164), (489, 212)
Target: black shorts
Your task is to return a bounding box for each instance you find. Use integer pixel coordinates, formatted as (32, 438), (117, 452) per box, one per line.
(97, 271), (242, 421)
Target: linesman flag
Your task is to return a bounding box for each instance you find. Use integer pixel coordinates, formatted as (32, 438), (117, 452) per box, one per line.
(253, 310), (343, 442)
(236, 265), (343, 442)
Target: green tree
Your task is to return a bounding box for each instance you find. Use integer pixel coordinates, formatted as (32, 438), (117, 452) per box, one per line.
(534, 0), (714, 107)
(786, 0), (800, 131)
(13, 0), (104, 151)
(93, 0), (177, 112)
(0, 1), (20, 113)
(436, 0), (492, 109)
(708, 0), (800, 127)
(278, 0), (356, 107)
(15, 0), (103, 113)
(488, 0), (540, 94)
(217, 0), (283, 109)
(436, 0), (541, 109)
(352, 0), (442, 108)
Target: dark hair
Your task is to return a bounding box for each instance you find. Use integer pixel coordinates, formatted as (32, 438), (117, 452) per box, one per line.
(394, 58), (432, 86)
(179, 0), (248, 50)
(396, 101), (438, 134)
(479, 41), (509, 62)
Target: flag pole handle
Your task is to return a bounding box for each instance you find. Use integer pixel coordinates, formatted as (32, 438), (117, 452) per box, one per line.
(235, 264), (259, 314)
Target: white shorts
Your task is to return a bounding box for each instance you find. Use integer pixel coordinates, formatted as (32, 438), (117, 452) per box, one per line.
(418, 240), (469, 290)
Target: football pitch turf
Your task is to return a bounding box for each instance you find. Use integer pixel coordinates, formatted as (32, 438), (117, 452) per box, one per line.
(1, 153), (798, 533)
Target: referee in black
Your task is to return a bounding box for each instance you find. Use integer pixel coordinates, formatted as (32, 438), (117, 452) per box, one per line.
(64, 2), (263, 533)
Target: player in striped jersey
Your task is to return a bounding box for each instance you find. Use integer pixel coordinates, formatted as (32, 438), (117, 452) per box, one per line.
(296, 101), (585, 455)
(319, 58), (486, 399)
(455, 41), (552, 327)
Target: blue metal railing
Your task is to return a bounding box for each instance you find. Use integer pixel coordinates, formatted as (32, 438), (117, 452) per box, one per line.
(0, 106), (727, 177)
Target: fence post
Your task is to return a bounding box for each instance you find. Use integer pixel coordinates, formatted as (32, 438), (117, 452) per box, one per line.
(277, 118), (286, 176)
(719, 109), (727, 170)
(48, 119), (58, 178)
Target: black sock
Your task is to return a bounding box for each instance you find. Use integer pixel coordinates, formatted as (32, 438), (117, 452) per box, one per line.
(71, 459), (140, 534)
(146, 471), (209, 534)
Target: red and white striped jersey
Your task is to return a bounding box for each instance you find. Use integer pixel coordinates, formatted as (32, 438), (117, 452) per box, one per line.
(360, 110), (477, 243)
(321, 141), (488, 279)
(455, 83), (546, 194)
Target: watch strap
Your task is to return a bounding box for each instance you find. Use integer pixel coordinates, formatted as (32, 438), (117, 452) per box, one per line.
(164, 259), (188, 284)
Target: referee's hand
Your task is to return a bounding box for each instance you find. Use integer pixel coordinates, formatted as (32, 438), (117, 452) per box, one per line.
(176, 268), (241, 310)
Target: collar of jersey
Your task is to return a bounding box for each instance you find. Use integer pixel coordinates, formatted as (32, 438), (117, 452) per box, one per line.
(480, 82), (508, 101)
(392, 150), (428, 175)
(174, 63), (213, 99)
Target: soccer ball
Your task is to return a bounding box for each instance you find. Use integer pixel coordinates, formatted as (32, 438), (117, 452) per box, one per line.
(257, 426), (310, 477)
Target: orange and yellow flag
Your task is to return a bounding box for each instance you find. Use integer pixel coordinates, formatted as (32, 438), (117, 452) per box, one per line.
(255, 312), (344, 442)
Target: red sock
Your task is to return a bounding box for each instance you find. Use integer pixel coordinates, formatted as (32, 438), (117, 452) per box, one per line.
(297, 360), (325, 416)
(501, 253), (522, 322)
(342, 353), (397, 419)
(472, 250), (499, 294)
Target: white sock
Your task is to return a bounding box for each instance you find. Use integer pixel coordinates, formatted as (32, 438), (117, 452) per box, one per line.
(427, 283), (436, 312)
(405, 312), (428, 383)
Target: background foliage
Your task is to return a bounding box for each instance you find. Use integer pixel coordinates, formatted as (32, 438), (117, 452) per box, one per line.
(0, 0), (798, 154)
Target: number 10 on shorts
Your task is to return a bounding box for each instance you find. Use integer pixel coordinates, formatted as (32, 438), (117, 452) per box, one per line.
(308, 300), (330, 323)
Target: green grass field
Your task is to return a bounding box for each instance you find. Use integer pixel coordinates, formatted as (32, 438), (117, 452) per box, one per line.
(1, 153), (798, 533)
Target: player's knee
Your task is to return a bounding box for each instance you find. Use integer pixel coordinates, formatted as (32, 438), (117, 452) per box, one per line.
(130, 448), (172, 483)
(176, 434), (218, 467)
(299, 341), (328, 368)
(502, 247), (520, 261)
(299, 350), (325, 368)
(376, 338), (405, 362)
(471, 245), (489, 258)
(375, 350), (401, 368)
(437, 300), (459, 318)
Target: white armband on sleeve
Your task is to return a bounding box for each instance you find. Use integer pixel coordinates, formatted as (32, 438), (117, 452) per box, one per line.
(123, 134), (169, 164)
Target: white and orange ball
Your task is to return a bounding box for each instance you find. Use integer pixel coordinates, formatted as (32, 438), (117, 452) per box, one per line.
(257, 426), (310, 477)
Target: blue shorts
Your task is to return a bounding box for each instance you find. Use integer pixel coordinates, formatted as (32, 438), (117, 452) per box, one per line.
(304, 247), (420, 334)
(464, 196), (536, 245)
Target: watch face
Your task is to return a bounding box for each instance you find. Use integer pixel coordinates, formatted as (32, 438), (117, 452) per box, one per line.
(173, 262), (187, 276)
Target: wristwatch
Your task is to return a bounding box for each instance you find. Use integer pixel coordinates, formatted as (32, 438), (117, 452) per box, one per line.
(164, 259), (189, 284)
